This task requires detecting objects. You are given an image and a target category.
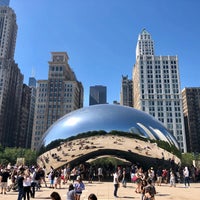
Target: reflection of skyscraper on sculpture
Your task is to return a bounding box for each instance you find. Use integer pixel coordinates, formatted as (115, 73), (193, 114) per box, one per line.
(89, 85), (107, 105)
(132, 29), (186, 152)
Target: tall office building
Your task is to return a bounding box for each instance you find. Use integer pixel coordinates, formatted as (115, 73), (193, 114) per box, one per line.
(31, 52), (83, 150)
(25, 77), (37, 148)
(89, 85), (107, 105)
(18, 84), (31, 148)
(0, 6), (17, 59)
(120, 75), (133, 107)
(132, 29), (186, 152)
(0, 5), (24, 147)
(0, 0), (10, 6)
(182, 87), (200, 153)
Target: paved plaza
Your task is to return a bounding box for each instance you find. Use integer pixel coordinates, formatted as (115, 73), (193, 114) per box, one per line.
(1, 180), (200, 200)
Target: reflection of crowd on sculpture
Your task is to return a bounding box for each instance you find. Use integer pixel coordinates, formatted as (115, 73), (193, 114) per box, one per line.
(0, 160), (200, 199)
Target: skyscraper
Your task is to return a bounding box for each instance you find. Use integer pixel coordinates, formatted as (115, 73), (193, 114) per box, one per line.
(120, 75), (133, 107)
(31, 52), (83, 150)
(89, 85), (107, 105)
(0, 6), (17, 59)
(25, 77), (37, 148)
(0, 5), (24, 147)
(0, 0), (10, 6)
(132, 29), (186, 152)
(18, 84), (31, 148)
(182, 87), (200, 153)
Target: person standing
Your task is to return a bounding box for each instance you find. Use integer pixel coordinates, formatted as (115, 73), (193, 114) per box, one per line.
(97, 167), (103, 182)
(135, 167), (145, 193)
(169, 169), (176, 187)
(122, 168), (128, 188)
(113, 169), (119, 198)
(67, 183), (76, 200)
(73, 176), (85, 200)
(88, 166), (94, 183)
(183, 166), (190, 187)
(23, 169), (32, 200)
(88, 193), (98, 200)
(50, 191), (61, 200)
(0, 168), (10, 195)
(54, 169), (62, 189)
(144, 179), (156, 200)
(156, 167), (162, 186)
(17, 170), (24, 200)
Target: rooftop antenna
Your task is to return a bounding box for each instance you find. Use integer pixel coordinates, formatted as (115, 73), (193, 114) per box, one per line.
(31, 68), (36, 78)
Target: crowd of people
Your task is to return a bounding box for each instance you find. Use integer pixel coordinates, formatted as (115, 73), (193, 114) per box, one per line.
(0, 162), (199, 200)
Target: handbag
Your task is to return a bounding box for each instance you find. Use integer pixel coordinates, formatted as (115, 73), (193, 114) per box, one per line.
(132, 175), (138, 182)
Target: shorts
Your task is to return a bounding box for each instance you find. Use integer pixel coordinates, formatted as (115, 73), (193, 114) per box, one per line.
(0, 182), (7, 189)
(75, 191), (82, 196)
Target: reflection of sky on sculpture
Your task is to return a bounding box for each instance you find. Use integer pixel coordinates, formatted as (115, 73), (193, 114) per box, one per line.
(40, 104), (179, 149)
(137, 123), (156, 140)
(150, 127), (168, 142)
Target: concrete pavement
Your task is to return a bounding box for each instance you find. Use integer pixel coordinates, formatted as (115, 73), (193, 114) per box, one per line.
(1, 180), (200, 200)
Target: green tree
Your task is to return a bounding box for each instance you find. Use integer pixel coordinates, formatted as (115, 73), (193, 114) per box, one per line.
(24, 149), (37, 166)
(0, 147), (37, 166)
(181, 153), (194, 166)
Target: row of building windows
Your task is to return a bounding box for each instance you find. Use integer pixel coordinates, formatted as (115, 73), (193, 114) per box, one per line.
(141, 60), (177, 65)
(49, 83), (73, 88)
(51, 66), (63, 71)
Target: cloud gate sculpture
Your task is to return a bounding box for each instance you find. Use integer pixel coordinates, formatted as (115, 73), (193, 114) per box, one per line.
(37, 104), (181, 171)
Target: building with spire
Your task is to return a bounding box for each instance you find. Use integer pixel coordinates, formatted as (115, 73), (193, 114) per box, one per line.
(24, 76), (37, 148)
(31, 52), (83, 150)
(132, 29), (186, 152)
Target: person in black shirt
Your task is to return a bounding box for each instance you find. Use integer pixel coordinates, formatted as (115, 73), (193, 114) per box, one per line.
(0, 168), (10, 194)
(17, 171), (24, 200)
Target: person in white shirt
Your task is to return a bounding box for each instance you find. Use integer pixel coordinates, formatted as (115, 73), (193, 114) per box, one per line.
(183, 166), (190, 187)
(113, 169), (119, 198)
(97, 167), (103, 182)
(23, 169), (32, 200)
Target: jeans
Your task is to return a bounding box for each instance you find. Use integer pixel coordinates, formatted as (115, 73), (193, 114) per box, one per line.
(17, 187), (24, 200)
(184, 177), (190, 186)
(114, 184), (119, 197)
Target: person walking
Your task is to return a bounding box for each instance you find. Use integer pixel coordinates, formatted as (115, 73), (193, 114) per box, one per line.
(183, 166), (190, 187)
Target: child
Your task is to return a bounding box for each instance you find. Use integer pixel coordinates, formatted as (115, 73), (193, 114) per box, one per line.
(73, 176), (85, 200)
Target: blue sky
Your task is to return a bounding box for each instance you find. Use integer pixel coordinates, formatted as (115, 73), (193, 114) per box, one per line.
(10, 0), (200, 106)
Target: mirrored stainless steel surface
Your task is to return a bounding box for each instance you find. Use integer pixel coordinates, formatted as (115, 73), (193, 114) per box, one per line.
(38, 104), (179, 150)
